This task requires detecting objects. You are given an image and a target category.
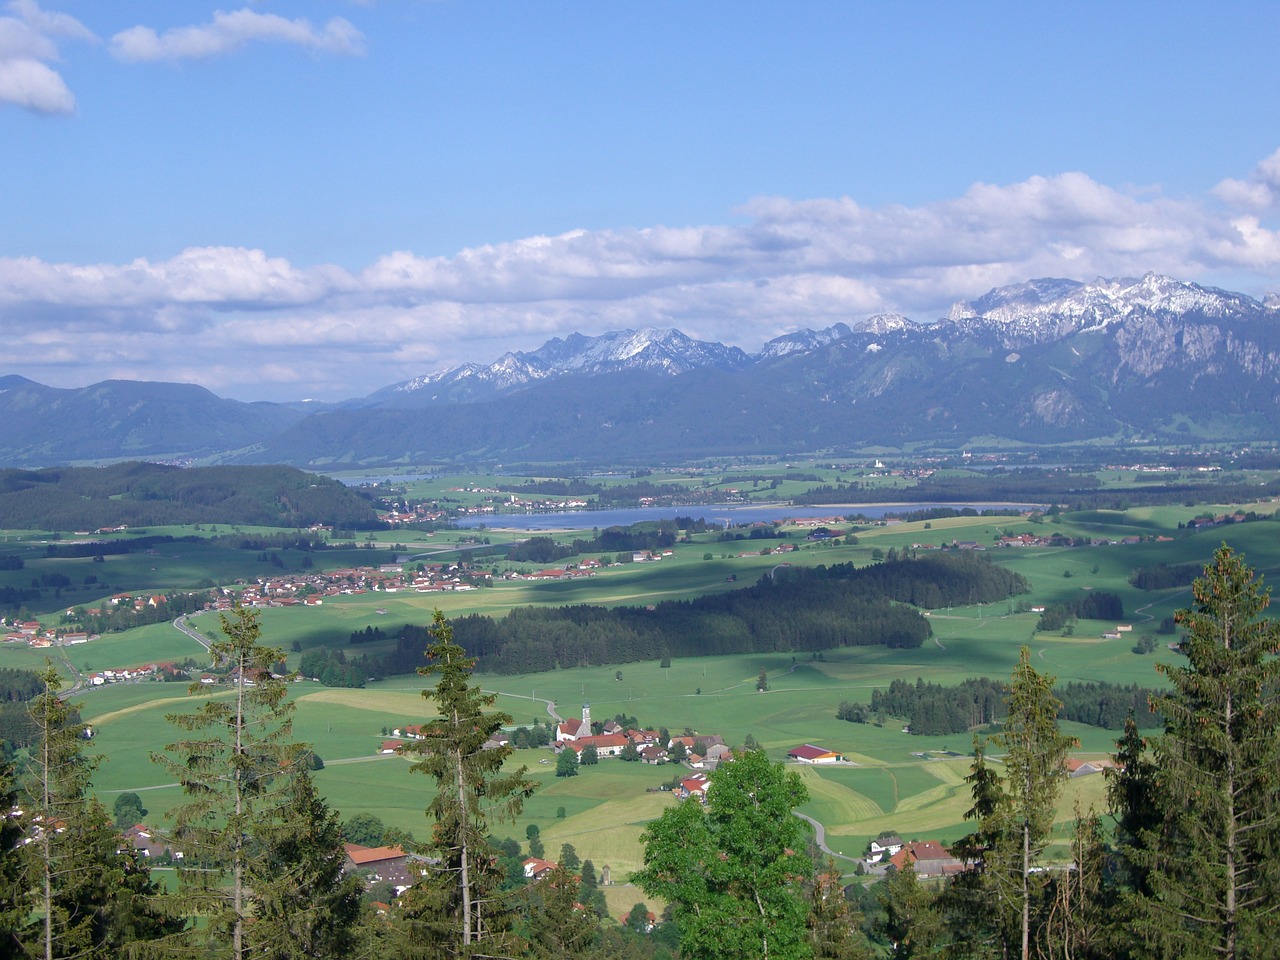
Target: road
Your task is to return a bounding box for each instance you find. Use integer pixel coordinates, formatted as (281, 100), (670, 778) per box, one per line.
(793, 812), (862, 867)
(173, 614), (211, 653)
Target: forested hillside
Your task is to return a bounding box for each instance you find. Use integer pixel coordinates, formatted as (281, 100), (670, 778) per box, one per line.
(0, 462), (381, 530)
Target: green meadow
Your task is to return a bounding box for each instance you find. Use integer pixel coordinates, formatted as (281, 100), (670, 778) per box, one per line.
(8, 492), (1279, 879)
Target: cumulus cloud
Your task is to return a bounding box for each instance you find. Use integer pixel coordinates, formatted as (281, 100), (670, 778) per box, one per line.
(3, 152), (1280, 401)
(1213, 147), (1280, 211)
(0, 0), (93, 114)
(110, 8), (365, 62)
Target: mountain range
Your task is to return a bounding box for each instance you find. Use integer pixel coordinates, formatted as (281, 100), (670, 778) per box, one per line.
(3, 273), (1278, 467)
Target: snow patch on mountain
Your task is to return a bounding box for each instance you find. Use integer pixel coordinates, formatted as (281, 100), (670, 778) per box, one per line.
(946, 273), (1277, 346)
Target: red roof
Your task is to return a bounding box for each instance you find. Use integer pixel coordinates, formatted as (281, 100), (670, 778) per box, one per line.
(344, 844), (406, 865)
(787, 743), (837, 761)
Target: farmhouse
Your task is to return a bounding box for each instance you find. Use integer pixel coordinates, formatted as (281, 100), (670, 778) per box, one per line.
(522, 857), (558, 880)
(869, 835), (904, 858)
(560, 733), (629, 760)
(787, 744), (844, 764)
(889, 840), (964, 879)
(343, 844), (417, 891)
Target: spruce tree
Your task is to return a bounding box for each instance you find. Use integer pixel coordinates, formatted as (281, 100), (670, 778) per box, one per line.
(246, 770), (365, 959)
(807, 857), (872, 960)
(0, 759), (27, 960)
(520, 863), (599, 958)
(397, 609), (536, 958)
(954, 648), (1075, 960)
(876, 862), (942, 959)
(22, 666), (174, 960)
(150, 606), (331, 960)
(1132, 544), (1280, 960)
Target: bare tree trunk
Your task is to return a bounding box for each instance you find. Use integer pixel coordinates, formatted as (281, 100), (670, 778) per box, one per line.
(41, 725), (52, 960)
(1022, 820), (1031, 960)
(455, 713), (472, 945)
(233, 656), (245, 960)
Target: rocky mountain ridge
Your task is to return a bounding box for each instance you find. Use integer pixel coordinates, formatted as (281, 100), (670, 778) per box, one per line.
(2, 273), (1278, 466)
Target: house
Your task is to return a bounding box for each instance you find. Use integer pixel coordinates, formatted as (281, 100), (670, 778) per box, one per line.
(379, 740), (403, 754)
(639, 744), (668, 764)
(676, 773), (710, 802)
(561, 733), (629, 760)
(122, 825), (178, 860)
(888, 841), (964, 879)
(787, 744), (844, 764)
(522, 857), (558, 880)
(869, 835), (904, 858)
(621, 909), (657, 933)
(343, 844), (416, 890)
(1065, 758), (1110, 778)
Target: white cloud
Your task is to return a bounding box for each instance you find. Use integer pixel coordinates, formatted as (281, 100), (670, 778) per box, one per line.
(0, 0), (93, 114)
(1213, 147), (1280, 212)
(110, 8), (365, 62)
(2, 151), (1279, 401)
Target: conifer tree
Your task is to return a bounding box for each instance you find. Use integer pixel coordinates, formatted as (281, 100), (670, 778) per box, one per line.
(0, 759), (27, 960)
(246, 770), (365, 959)
(150, 606), (324, 960)
(807, 856), (872, 960)
(877, 861), (942, 960)
(398, 609), (536, 958)
(520, 863), (599, 958)
(953, 648), (1075, 960)
(943, 737), (1010, 959)
(23, 666), (174, 960)
(1131, 544), (1280, 960)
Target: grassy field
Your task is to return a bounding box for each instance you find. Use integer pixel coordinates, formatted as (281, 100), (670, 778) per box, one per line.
(11, 490), (1279, 885)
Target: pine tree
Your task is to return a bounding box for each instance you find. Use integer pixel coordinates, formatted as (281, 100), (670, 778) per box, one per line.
(807, 857), (872, 960)
(0, 758), (27, 960)
(877, 861), (942, 959)
(149, 606), (311, 960)
(1131, 544), (1280, 959)
(943, 736), (1010, 959)
(22, 666), (175, 960)
(520, 863), (599, 958)
(246, 770), (365, 959)
(957, 648), (1076, 960)
(398, 609), (536, 958)
(1041, 804), (1108, 960)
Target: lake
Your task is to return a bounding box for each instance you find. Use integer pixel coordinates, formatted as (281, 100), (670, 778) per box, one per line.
(453, 502), (1038, 530)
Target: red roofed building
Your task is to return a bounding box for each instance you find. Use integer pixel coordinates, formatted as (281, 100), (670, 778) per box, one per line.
(343, 844), (417, 890)
(888, 841), (964, 878)
(522, 857), (558, 880)
(787, 743), (844, 764)
(562, 733), (629, 760)
(677, 773), (710, 802)
(557, 704), (592, 742)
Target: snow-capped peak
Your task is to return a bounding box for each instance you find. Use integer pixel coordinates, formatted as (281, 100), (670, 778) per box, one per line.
(946, 273), (1271, 343)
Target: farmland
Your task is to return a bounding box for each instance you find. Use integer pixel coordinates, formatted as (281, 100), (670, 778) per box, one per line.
(4, 462), (1279, 882)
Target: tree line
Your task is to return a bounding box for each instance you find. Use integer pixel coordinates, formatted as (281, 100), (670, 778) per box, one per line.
(308, 554), (1025, 683)
(838, 677), (1161, 736)
(1035, 590), (1124, 631)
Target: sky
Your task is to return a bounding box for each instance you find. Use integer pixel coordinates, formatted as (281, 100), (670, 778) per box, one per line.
(3, 1), (1280, 403)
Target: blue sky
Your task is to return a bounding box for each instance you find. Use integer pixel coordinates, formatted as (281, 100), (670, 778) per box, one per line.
(3, 1), (1280, 401)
